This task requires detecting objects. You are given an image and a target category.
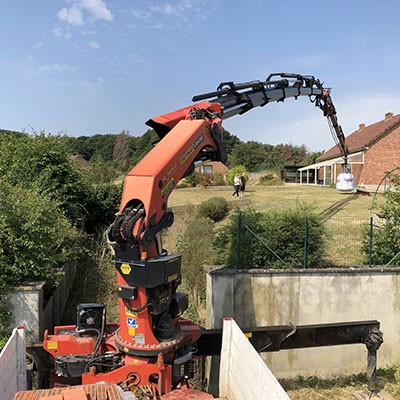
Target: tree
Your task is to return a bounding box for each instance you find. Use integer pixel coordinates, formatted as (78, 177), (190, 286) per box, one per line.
(0, 133), (92, 225)
(67, 134), (117, 162)
(222, 128), (241, 154)
(113, 131), (133, 171)
(130, 129), (159, 166)
(228, 141), (266, 171)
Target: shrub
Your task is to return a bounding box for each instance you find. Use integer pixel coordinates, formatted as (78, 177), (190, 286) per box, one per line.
(198, 173), (213, 187)
(226, 165), (248, 185)
(213, 171), (225, 186)
(177, 216), (214, 324)
(213, 205), (325, 269)
(85, 182), (123, 234)
(0, 181), (81, 288)
(0, 133), (92, 226)
(258, 172), (283, 186)
(182, 172), (199, 187)
(361, 173), (400, 265)
(197, 197), (229, 222)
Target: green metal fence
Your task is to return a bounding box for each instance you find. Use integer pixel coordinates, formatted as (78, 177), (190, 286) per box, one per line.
(235, 213), (385, 268)
(324, 214), (369, 266)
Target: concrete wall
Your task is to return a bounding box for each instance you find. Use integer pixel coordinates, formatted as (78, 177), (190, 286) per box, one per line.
(0, 327), (26, 400)
(7, 282), (45, 343)
(207, 267), (400, 379)
(219, 318), (290, 400)
(7, 262), (76, 342)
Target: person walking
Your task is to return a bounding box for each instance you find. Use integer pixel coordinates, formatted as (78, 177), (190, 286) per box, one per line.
(232, 174), (241, 198)
(239, 174), (246, 197)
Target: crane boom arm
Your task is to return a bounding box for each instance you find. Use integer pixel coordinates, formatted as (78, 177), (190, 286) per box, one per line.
(106, 72), (349, 361)
(147, 73), (348, 166)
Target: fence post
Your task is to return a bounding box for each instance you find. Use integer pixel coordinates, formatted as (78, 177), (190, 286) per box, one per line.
(304, 216), (308, 269)
(369, 216), (373, 267)
(236, 211), (241, 268)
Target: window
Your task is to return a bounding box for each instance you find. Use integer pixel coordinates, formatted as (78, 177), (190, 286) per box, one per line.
(200, 165), (213, 174)
(325, 165), (332, 185)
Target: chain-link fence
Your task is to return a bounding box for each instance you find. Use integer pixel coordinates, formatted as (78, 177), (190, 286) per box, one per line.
(323, 214), (369, 266)
(235, 213), (387, 268)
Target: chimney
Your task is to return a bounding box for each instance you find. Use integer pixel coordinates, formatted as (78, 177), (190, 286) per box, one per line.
(359, 123), (366, 129)
(385, 112), (393, 120)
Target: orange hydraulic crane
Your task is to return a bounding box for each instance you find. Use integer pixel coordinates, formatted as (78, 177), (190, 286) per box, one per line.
(40, 74), (377, 398)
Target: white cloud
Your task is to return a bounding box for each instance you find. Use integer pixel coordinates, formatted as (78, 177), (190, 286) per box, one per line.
(37, 63), (78, 74)
(131, 1), (212, 28)
(87, 40), (100, 49)
(58, 6), (84, 26)
(57, 0), (113, 27)
(130, 9), (151, 20)
(79, 0), (113, 21)
(52, 26), (72, 39)
(128, 53), (148, 65)
(35, 42), (43, 49)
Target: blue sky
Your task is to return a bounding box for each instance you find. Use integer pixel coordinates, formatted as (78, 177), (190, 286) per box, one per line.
(1, 1), (400, 151)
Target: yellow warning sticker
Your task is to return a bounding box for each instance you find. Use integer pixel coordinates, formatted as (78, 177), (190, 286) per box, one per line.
(126, 309), (138, 318)
(47, 341), (58, 350)
(120, 263), (131, 274)
(128, 327), (136, 336)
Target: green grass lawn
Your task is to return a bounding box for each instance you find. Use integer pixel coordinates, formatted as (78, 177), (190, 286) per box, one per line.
(167, 183), (384, 266)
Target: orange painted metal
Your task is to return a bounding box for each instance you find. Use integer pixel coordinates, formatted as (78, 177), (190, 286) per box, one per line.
(14, 384), (124, 400)
(41, 100), (224, 395)
(117, 117), (221, 354)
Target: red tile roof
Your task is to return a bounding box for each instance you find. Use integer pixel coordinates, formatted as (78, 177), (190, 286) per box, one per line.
(317, 113), (400, 162)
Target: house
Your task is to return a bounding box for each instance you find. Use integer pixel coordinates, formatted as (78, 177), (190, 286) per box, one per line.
(195, 161), (229, 175)
(280, 165), (305, 183)
(298, 112), (400, 189)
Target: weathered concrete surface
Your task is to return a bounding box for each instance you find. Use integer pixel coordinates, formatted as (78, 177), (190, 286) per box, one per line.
(219, 318), (290, 400)
(7, 262), (76, 342)
(7, 282), (45, 343)
(0, 328), (26, 400)
(207, 267), (400, 379)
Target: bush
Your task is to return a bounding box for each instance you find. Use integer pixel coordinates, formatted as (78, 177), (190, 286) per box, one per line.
(0, 133), (92, 226)
(361, 173), (400, 264)
(226, 165), (248, 185)
(213, 171), (225, 186)
(0, 181), (81, 288)
(183, 172), (199, 187)
(198, 173), (213, 187)
(177, 216), (214, 324)
(85, 162), (120, 184)
(197, 197), (229, 222)
(213, 205), (325, 269)
(258, 172), (283, 186)
(85, 182), (123, 234)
